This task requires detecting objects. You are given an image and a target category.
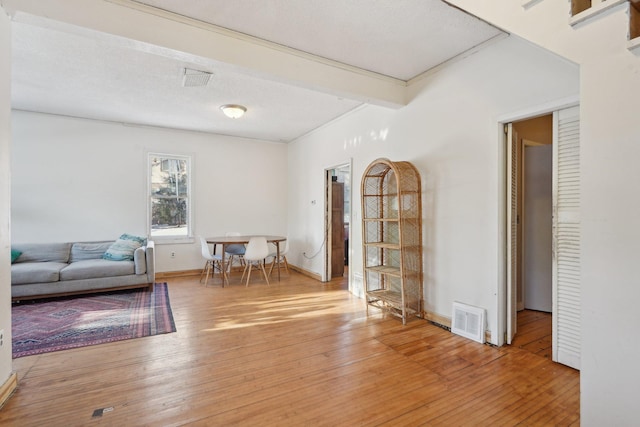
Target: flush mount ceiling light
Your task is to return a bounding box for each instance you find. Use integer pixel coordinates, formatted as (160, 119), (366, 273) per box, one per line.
(220, 104), (247, 119)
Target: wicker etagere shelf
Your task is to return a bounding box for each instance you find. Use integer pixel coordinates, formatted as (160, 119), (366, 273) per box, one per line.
(361, 158), (423, 324)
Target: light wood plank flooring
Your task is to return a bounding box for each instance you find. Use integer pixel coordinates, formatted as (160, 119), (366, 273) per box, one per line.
(1, 272), (579, 426)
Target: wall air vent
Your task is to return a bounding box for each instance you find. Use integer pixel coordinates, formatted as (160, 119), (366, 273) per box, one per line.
(451, 302), (486, 344)
(182, 68), (212, 87)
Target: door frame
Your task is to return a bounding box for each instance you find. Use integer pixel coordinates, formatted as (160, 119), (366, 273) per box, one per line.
(323, 160), (352, 283)
(496, 96), (579, 347)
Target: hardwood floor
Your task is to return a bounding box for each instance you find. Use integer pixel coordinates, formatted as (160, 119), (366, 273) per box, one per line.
(512, 310), (553, 359)
(0, 272), (579, 426)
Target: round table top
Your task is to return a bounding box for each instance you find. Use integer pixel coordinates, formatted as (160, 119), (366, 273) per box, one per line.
(206, 235), (286, 244)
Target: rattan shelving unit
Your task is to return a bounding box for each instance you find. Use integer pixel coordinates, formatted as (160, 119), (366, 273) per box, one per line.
(361, 158), (423, 324)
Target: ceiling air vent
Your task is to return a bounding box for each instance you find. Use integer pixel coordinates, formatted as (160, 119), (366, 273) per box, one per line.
(182, 68), (212, 87)
(451, 302), (486, 344)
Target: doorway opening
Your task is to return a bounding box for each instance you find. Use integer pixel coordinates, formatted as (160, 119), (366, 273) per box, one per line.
(508, 114), (553, 359)
(505, 104), (581, 370)
(324, 162), (351, 286)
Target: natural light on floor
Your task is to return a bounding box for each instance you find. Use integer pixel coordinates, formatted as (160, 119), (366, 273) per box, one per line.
(201, 290), (364, 332)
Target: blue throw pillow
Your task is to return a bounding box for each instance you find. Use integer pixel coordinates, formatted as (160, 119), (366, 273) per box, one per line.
(103, 234), (147, 261)
(11, 249), (22, 263)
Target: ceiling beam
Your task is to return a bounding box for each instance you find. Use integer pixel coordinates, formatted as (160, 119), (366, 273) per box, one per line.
(2, 0), (407, 108)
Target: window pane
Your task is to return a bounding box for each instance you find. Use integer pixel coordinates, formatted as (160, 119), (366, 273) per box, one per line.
(149, 153), (191, 239)
(150, 157), (188, 197)
(150, 197), (188, 237)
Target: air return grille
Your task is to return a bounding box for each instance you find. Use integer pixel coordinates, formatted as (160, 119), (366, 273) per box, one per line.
(182, 68), (212, 87)
(451, 302), (485, 343)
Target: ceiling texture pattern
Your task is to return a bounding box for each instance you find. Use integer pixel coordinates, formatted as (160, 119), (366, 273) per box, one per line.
(8, 0), (505, 142)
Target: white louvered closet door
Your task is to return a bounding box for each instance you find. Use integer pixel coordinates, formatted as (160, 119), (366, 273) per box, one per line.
(506, 124), (518, 345)
(552, 105), (581, 370)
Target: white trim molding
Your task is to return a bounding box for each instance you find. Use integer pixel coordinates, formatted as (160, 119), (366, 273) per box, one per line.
(569, 0), (627, 27)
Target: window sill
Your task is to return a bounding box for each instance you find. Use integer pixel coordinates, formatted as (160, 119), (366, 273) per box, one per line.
(151, 236), (195, 245)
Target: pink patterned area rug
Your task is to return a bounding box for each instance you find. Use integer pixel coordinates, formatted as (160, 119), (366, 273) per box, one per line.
(11, 283), (176, 358)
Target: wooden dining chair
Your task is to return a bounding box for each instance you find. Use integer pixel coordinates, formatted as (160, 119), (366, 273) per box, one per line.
(241, 236), (270, 286)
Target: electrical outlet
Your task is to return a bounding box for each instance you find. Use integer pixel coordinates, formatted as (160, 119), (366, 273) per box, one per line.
(170, 252), (176, 258)
(0, 329), (4, 347)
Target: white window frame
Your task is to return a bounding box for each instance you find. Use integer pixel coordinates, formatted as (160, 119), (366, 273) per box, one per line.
(147, 152), (194, 244)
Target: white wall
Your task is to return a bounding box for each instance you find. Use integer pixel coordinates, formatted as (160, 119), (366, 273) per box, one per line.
(287, 34), (579, 344)
(578, 58), (640, 426)
(0, 5), (13, 393)
(11, 111), (288, 272)
(434, 1), (640, 424)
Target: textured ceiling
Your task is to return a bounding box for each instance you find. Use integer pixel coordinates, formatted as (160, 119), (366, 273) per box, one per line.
(131, 0), (502, 80)
(11, 22), (361, 142)
(9, 0), (504, 142)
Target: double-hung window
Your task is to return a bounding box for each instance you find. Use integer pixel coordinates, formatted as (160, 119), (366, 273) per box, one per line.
(148, 153), (192, 241)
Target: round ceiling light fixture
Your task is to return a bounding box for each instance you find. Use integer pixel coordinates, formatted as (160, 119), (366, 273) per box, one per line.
(220, 104), (247, 119)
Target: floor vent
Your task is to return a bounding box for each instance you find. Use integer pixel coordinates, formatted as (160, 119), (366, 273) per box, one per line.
(451, 302), (485, 343)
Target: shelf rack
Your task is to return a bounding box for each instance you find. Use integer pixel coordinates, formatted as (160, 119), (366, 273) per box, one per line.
(361, 158), (423, 324)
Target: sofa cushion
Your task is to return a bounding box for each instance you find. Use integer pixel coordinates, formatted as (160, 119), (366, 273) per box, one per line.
(11, 243), (71, 263)
(103, 234), (147, 261)
(11, 262), (67, 285)
(70, 241), (113, 262)
(60, 259), (135, 281)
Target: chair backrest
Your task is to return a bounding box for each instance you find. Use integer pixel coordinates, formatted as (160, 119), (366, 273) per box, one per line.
(199, 236), (213, 260)
(225, 231), (246, 255)
(244, 236), (269, 261)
